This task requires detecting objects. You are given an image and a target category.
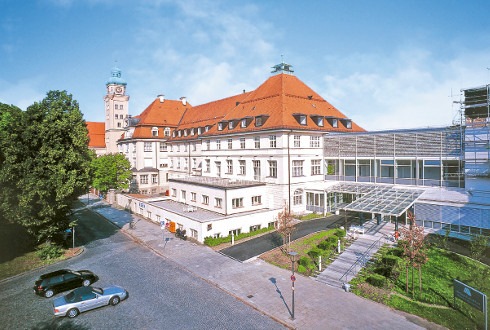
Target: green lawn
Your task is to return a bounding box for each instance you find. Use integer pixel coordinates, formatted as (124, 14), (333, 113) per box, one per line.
(351, 245), (490, 330)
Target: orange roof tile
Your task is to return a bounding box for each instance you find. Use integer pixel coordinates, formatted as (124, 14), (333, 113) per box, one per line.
(129, 98), (189, 139)
(86, 121), (106, 148)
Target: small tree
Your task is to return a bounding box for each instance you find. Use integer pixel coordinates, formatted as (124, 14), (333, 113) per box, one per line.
(470, 234), (489, 261)
(275, 203), (296, 252)
(91, 153), (132, 194)
(399, 211), (428, 297)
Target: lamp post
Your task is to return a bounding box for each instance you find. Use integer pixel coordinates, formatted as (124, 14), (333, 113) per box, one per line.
(288, 251), (298, 320)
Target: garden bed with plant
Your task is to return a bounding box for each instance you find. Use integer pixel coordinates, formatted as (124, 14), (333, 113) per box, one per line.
(260, 228), (349, 276)
(350, 244), (490, 330)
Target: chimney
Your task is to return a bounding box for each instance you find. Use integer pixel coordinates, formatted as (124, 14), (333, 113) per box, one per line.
(180, 96), (187, 106)
(158, 94), (165, 103)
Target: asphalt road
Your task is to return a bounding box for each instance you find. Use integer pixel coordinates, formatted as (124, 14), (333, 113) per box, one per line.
(220, 214), (356, 261)
(0, 203), (285, 330)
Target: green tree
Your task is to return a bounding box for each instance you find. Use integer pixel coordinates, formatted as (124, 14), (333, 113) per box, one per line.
(1, 91), (92, 242)
(469, 234), (489, 261)
(91, 153), (132, 194)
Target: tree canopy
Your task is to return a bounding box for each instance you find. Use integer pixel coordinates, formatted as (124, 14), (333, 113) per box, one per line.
(0, 91), (92, 242)
(91, 153), (132, 193)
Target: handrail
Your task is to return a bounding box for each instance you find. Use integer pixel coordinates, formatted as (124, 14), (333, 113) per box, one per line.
(339, 236), (384, 285)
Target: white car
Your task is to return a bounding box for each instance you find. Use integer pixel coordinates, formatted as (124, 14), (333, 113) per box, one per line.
(53, 285), (128, 318)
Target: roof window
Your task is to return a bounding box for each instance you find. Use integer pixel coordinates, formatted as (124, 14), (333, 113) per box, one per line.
(326, 116), (339, 128)
(293, 113), (307, 126)
(310, 115), (324, 127)
(341, 118), (352, 129)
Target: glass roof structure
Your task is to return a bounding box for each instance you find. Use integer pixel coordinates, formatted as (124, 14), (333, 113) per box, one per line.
(326, 183), (424, 217)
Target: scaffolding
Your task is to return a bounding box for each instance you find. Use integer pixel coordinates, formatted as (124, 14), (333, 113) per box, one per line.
(461, 84), (490, 177)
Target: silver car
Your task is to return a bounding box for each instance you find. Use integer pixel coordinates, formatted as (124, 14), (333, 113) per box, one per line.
(53, 285), (128, 318)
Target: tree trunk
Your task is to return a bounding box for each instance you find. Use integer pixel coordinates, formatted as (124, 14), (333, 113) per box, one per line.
(411, 266), (414, 298)
(419, 266), (422, 293)
(405, 265), (409, 293)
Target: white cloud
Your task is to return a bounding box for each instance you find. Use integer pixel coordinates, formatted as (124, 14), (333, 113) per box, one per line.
(320, 48), (490, 131)
(0, 78), (45, 110)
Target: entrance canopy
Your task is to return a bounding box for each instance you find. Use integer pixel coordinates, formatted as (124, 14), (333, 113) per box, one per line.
(326, 182), (424, 217)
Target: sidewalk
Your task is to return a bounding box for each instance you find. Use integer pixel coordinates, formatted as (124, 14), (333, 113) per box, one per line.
(80, 195), (444, 330)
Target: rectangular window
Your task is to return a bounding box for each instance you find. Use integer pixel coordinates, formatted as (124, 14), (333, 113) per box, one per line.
(160, 142), (167, 152)
(294, 135), (300, 148)
(140, 175), (149, 184)
(226, 159), (233, 174)
(181, 190), (186, 200)
(311, 159), (321, 175)
(332, 118), (338, 128)
(205, 159), (210, 173)
(152, 174), (158, 184)
(164, 128), (170, 136)
(254, 136), (260, 149)
(239, 160), (246, 175)
(228, 121), (234, 129)
(216, 139), (221, 150)
(310, 136), (320, 148)
(218, 122), (223, 131)
(268, 160), (277, 178)
(292, 160), (304, 177)
(299, 115), (307, 125)
(215, 198), (222, 208)
(241, 119), (247, 128)
(255, 117), (263, 127)
(253, 160), (261, 180)
(202, 195), (209, 205)
(252, 195), (262, 205)
(206, 140), (210, 150)
(171, 188), (177, 197)
(228, 138), (232, 149)
(215, 161), (221, 176)
(144, 142), (152, 152)
(191, 192), (196, 202)
(232, 198), (243, 208)
(269, 135), (276, 148)
(240, 137), (245, 149)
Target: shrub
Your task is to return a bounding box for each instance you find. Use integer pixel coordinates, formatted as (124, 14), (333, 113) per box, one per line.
(297, 265), (307, 273)
(334, 228), (346, 239)
(308, 247), (323, 259)
(318, 240), (335, 251)
(203, 227), (273, 246)
(327, 236), (338, 244)
(382, 255), (400, 267)
(36, 242), (63, 260)
(387, 247), (403, 258)
(298, 256), (311, 267)
(366, 273), (387, 288)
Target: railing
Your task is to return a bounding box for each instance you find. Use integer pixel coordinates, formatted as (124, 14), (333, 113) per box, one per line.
(338, 236), (384, 285)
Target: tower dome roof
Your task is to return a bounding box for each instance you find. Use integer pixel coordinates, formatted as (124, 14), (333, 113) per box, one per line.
(106, 67), (127, 86)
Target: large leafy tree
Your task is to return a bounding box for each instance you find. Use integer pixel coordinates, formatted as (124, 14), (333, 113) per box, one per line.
(0, 91), (92, 242)
(91, 153), (132, 194)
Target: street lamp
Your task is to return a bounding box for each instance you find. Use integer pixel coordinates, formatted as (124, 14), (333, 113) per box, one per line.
(288, 251), (298, 320)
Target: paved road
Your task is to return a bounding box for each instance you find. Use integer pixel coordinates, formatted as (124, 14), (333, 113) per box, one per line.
(0, 202), (285, 330)
(220, 215), (356, 261)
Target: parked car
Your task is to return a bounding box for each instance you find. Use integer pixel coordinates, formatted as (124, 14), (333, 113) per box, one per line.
(33, 269), (99, 298)
(53, 285), (128, 318)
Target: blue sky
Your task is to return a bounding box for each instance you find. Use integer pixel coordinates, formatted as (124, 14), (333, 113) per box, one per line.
(1, 0), (490, 130)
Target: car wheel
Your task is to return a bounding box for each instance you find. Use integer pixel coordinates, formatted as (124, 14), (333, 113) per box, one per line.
(110, 296), (120, 306)
(67, 308), (79, 318)
(82, 279), (91, 286)
(44, 290), (54, 298)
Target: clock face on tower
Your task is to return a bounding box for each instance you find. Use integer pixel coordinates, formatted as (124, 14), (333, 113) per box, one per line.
(116, 86), (123, 94)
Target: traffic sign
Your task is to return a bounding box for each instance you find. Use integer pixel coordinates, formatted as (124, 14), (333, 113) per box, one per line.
(291, 275), (296, 282)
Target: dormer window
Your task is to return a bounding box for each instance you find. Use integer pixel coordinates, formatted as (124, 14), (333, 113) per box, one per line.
(178, 130), (182, 137)
(164, 127), (170, 137)
(152, 127), (158, 137)
(310, 115), (324, 127)
(241, 119), (247, 128)
(228, 121), (235, 130)
(256, 117), (263, 127)
(190, 128), (195, 135)
(293, 113), (307, 126)
(326, 116), (338, 128)
(172, 131), (176, 137)
(341, 119), (352, 129)
(218, 122), (224, 131)
(184, 129), (188, 137)
(197, 127), (202, 135)
(205, 126), (210, 132)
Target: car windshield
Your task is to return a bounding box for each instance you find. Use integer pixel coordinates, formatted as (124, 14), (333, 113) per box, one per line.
(70, 271), (81, 276)
(92, 287), (103, 295)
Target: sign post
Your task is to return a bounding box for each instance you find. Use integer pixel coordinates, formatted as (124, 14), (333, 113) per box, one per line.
(454, 279), (487, 330)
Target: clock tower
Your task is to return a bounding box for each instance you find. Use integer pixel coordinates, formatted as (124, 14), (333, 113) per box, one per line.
(104, 67), (129, 153)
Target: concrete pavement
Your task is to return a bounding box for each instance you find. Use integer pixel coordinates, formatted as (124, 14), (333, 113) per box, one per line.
(80, 195), (444, 330)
